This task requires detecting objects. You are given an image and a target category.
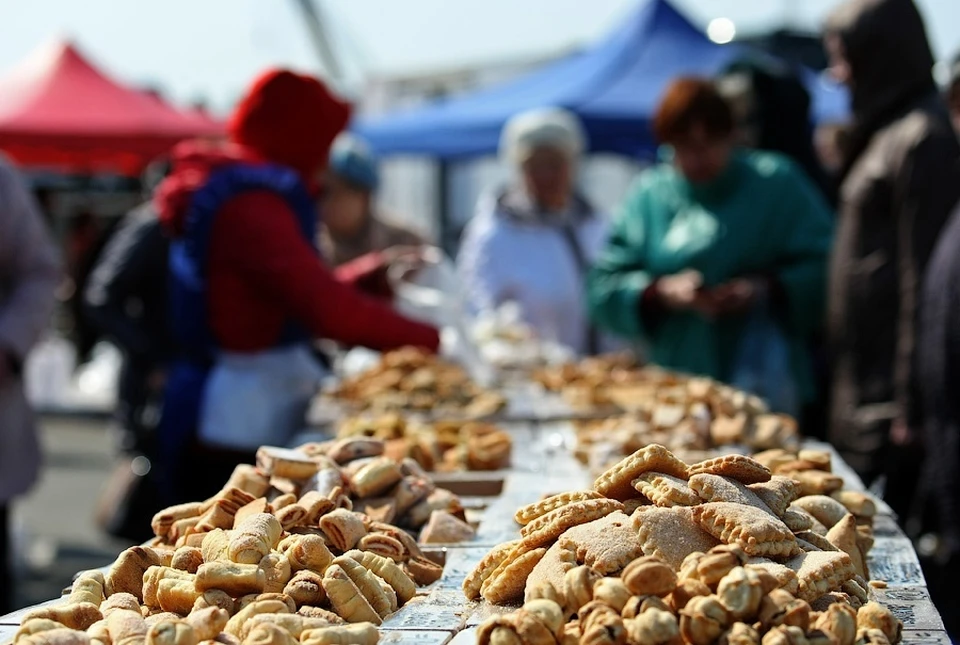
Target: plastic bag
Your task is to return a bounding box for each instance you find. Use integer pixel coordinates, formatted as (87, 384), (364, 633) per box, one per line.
(729, 303), (799, 417)
(389, 246), (494, 385)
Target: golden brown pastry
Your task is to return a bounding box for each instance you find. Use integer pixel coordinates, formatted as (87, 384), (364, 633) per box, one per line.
(195, 562), (266, 597)
(23, 603), (103, 632)
(229, 514), (282, 565)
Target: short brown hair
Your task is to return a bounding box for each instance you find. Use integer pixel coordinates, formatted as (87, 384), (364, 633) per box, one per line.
(653, 77), (735, 144)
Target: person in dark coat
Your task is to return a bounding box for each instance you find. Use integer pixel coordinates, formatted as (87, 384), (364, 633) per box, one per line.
(83, 159), (174, 537)
(948, 54), (960, 135)
(916, 203), (960, 639)
(823, 0), (960, 519)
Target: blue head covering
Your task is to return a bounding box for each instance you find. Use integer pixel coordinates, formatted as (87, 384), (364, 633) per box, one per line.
(329, 134), (379, 192)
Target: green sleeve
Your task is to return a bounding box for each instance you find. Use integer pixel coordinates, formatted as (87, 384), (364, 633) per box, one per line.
(586, 181), (656, 340)
(772, 163), (835, 336)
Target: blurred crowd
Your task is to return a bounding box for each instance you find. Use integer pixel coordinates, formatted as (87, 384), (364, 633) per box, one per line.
(1, 0), (960, 632)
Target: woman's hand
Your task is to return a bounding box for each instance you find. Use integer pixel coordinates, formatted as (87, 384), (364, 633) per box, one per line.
(654, 270), (709, 312)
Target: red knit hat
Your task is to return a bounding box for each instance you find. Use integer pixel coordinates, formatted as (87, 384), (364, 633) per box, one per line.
(228, 69), (351, 181)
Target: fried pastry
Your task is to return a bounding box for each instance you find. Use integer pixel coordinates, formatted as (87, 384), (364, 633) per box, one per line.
(195, 562), (265, 597)
(320, 565), (381, 625)
(688, 455), (771, 485)
(481, 545), (548, 605)
(299, 624), (379, 645)
(514, 491), (604, 526)
(255, 447), (319, 481)
(418, 510), (475, 544)
(593, 444), (690, 500)
(633, 506), (721, 569)
(520, 498), (624, 549)
(633, 473), (700, 507)
(229, 514), (281, 565)
(555, 511), (644, 575)
(319, 509), (366, 552)
(693, 503), (799, 558)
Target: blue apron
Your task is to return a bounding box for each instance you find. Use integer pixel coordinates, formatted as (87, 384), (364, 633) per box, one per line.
(157, 163), (318, 492)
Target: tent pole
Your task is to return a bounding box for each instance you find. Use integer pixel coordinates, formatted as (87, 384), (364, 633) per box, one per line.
(437, 159), (452, 255)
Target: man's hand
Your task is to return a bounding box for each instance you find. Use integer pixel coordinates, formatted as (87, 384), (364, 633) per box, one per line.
(704, 278), (767, 317)
(655, 270), (706, 311)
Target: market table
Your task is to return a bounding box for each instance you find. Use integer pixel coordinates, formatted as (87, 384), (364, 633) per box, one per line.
(1, 421), (948, 644)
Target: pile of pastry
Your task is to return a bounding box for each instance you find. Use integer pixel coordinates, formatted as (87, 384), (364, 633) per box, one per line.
(336, 415), (512, 473)
(331, 347), (506, 417)
(570, 377), (798, 464)
(153, 444), (477, 549)
(532, 353), (642, 398)
(466, 444), (898, 644)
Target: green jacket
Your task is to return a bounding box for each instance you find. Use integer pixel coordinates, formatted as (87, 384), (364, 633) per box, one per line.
(587, 150), (833, 402)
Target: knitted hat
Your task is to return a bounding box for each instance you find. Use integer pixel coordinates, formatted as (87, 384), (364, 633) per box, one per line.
(228, 69), (351, 181)
(329, 133), (379, 191)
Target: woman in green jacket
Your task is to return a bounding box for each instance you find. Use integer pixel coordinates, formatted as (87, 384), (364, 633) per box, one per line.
(587, 78), (833, 412)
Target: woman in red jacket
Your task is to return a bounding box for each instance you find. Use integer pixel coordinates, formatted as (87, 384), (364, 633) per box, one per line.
(155, 70), (439, 501)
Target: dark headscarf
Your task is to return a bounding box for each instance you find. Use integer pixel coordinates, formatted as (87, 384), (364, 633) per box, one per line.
(825, 0), (938, 178)
(719, 56), (834, 205)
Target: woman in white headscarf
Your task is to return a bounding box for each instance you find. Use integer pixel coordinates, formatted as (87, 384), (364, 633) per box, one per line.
(457, 108), (608, 355)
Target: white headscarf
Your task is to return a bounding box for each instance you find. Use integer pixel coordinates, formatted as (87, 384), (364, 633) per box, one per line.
(499, 107), (587, 168)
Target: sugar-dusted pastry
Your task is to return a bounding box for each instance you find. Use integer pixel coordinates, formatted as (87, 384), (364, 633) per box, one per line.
(194, 501), (236, 534)
(143, 567), (193, 608)
(791, 496), (849, 531)
(480, 544), (548, 605)
(748, 476), (801, 518)
(144, 621), (197, 645)
(463, 540), (521, 600)
(319, 509), (366, 552)
(826, 514), (868, 580)
(391, 477), (433, 518)
(68, 571), (106, 607)
(679, 595), (730, 645)
(795, 531), (839, 553)
(418, 510), (475, 544)
(183, 608), (229, 643)
(152, 503), (204, 540)
(784, 470), (843, 497)
(221, 466), (271, 500)
(594, 444), (690, 501)
(405, 489), (463, 528)
(326, 438), (384, 465)
(202, 487), (257, 516)
(144, 613), (181, 627)
(403, 555), (443, 586)
(521, 499), (624, 549)
(524, 540), (579, 603)
(784, 551), (857, 603)
(693, 503), (799, 558)
(104, 608), (149, 645)
(715, 567), (764, 621)
(633, 473), (700, 508)
(273, 504), (308, 532)
(18, 628), (92, 645)
(258, 553), (292, 595)
(157, 578), (201, 615)
(255, 447), (319, 481)
(283, 570), (326, 607)
(797, 449), (832, 471)
(229, 514), (282, 565)
(238, 623), (295, 645)
(200, 530), (232, 564)
(191, 590), (234, 616)
(556, 511), (644, 575)
(857, 602), (902, 645)
(562, 565), (602, 616)
(632, 506), (721, 570)
(831, 491), (877, 519)
(233, 500), (269, 530)
(170, 547), (204, 575)
(688, 455), (771, 485)
(332, 556), (397, 617)
(279, 535), (333, 574)
(23, 604), (103, 632)
(100, 593), (141, 619)
(344, 550), (416, 604)
(624, 607), (681, 645)
(239, 614), (328, 642)
(108, 547), (166, 601)
(744, 558), (800, 597)
(299, 623), (379, 645)
(689, 474), (771, 514)
(813, 602), (858, 645)
(514, 490), (604, 526)
(348, 457), (403, 499)
(357, 533), (404, 562)
(16, 619), (75, 643)
(224, 600), (292, 638)
(196, 562), (265, 597)
(320, 564), (381, 625)
(622, 556), (677, 597)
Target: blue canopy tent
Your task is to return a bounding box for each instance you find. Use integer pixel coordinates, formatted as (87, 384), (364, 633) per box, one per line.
(355, 0), (848, 158)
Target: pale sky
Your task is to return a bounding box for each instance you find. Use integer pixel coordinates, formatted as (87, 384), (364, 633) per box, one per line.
(2, 0), (958, 113)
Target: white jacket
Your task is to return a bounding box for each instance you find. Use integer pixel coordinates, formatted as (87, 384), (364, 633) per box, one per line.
(458, 188), (609, 355)
(0, 157), (60, 503)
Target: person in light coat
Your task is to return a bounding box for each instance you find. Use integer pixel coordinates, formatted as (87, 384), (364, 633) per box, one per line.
(458, 108), (608, 355)
(0, 155), (61, 612)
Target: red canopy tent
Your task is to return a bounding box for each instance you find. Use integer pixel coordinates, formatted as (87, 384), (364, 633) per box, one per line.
(0, 39), (222, 176)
